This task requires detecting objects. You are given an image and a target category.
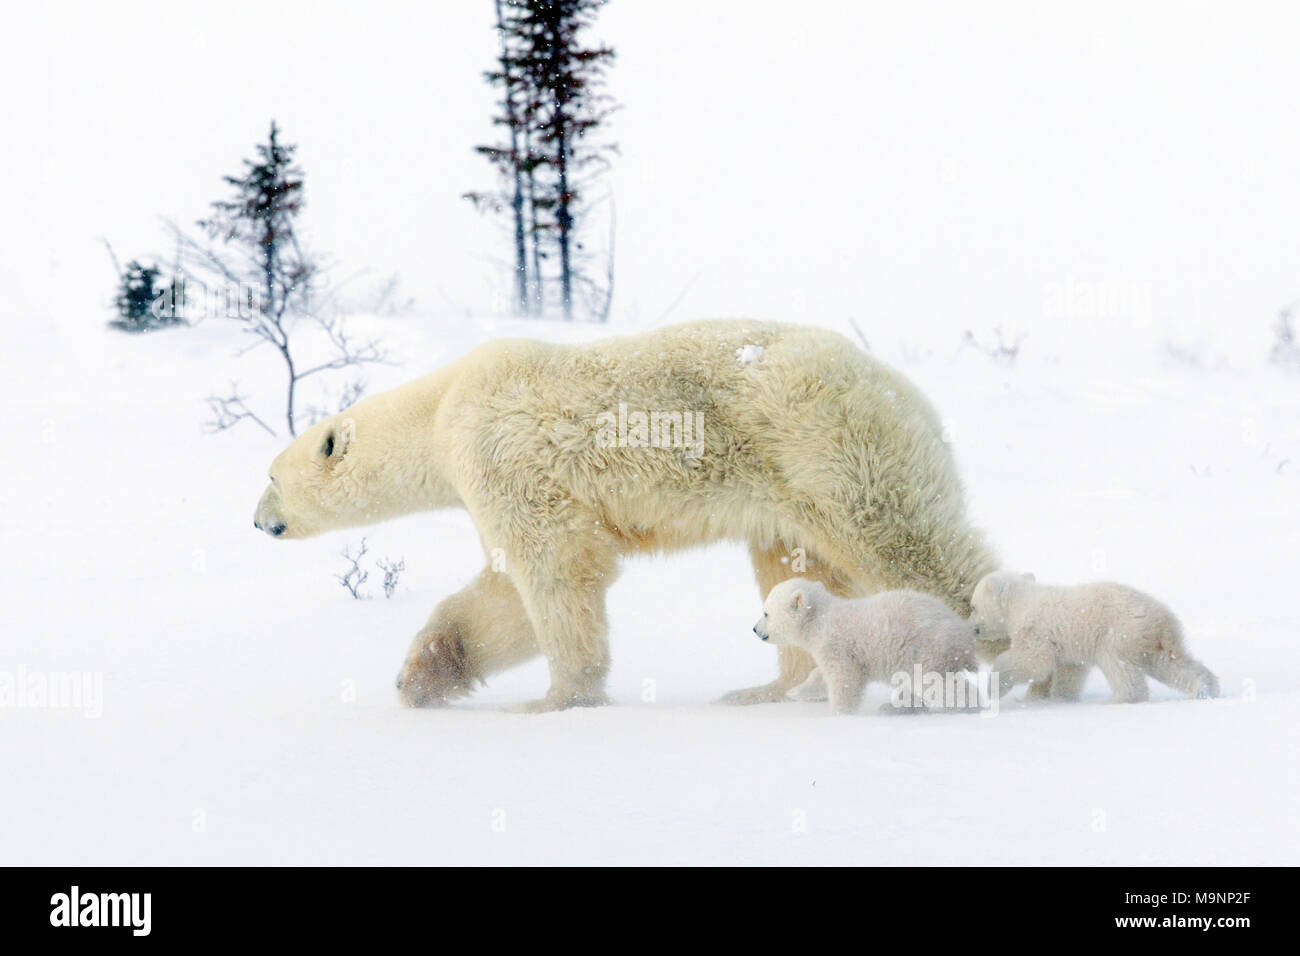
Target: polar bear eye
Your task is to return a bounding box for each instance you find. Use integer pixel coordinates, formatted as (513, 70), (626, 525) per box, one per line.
(321, 433), (335, 458)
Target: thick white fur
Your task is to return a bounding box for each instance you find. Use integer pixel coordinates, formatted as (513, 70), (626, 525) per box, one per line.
(970, 571), (1219, 703)
(755, 579), (978, 715)
(253, 320), (996, 711)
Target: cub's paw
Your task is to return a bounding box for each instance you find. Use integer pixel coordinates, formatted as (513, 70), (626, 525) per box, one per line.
(505, 690), (612, 714)
(787, 668), (829, 702)
(878, 700), (927, 716)
(718, 681), (794, 705)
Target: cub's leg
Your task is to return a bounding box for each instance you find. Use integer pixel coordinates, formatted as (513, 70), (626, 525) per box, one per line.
(820, 658), (868, 715)
(1024, 677), (1055, 701)
(1097, 651), (1149, 703)
(1145, 650), (1219, 699)
(720, 542), (860, 705)
(993, 644), (1056, 700)
(1048, 663), (1090, 701)
(788, 666), (829, 702)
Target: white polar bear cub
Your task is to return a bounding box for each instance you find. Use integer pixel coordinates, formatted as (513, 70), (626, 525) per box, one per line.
(755, 579), (978, 715)
(969, 571), (1219, 702)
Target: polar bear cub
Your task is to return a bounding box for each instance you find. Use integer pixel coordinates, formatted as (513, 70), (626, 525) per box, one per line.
(754, 579), (978, 714)
(969, 571), (1219, 702)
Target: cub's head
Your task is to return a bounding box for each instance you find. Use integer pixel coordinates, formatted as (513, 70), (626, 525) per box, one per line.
(254, 412), (383, 539)
(969, 570), (1035, 652)
(754, 578), (828, 646)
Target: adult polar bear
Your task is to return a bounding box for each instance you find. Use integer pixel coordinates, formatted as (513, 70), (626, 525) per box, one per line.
(253, 320), (997, 712)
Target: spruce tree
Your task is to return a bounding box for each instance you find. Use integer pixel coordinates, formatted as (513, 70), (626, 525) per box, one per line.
(519, 0), (616, 320)
(200, 122), (319, 434)
(201, 121), (310, 332)
(113, 261), (163, 330)
(468, 0), (616, 320)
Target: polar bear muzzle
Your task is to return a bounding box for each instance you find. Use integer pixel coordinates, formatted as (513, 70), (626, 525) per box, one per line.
(253, 484), (291, 538)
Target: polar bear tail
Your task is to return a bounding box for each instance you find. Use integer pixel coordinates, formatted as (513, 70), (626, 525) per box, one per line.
(1147, 650), (1219, 699)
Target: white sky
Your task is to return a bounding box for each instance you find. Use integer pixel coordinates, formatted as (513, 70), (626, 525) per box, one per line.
(4, 0), (1299, 356)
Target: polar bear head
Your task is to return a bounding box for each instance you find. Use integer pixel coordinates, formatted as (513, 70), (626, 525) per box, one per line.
(754, 578), (830, 646)
(969, 570), (1036, 650)
(253, 391), (449, 539)
(253, 415), (373, 539)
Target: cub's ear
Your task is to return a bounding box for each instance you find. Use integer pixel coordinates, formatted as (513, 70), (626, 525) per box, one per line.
(320, 419), (354, 462)
(789, 588), (806, 611)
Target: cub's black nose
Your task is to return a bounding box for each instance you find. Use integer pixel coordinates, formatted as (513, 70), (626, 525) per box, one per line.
(270, 523), (286, 536)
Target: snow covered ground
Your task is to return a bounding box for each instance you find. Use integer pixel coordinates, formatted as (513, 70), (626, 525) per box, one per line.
(4, 0), (1300, 866)
(2, 310), (1297, 866)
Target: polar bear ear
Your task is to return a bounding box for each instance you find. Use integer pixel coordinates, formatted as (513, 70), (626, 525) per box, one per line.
(320, 419), (353, 462)
(789, 588), (807, 611)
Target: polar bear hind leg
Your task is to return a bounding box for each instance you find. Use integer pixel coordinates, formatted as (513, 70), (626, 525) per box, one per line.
(1145, 651), (1219, 699)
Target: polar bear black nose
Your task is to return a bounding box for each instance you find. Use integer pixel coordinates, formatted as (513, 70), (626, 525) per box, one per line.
(270, 523), (286, 536)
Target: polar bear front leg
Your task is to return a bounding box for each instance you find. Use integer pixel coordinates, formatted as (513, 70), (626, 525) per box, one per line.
(499, 528), (619, 714)
(396, 619), (472, 707)
(396, 565), (540, 708)
(507, 567), (615, 713)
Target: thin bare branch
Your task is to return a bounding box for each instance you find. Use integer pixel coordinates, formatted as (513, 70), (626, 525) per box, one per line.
(204, 385), (276, 436)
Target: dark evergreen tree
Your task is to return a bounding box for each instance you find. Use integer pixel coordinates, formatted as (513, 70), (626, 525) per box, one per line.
(199, 122), (322, 435)
(466, 1), (537, 316)
(113, 261), (162, 330)
(519, 0), (616, 320)
(110, 260), (186, 332)
(468, 0), (616, 320)
(200, 121), (311, 332)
